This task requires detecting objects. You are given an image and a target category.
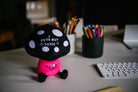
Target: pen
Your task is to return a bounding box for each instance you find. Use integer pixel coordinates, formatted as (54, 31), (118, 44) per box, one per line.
(97, 27), (101, 38)
(101, 25), (104, 37)
(84, 27), (89, 38)
(95, 24), (99, 29)
(92, 28), (96, 38)
(88, 25), (92, 29)
(82, 24), (104, 38)
(87, 28), (94, 38)
(82, 26), (86, 36)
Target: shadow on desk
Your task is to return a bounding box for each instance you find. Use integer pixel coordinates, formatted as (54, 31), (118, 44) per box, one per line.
(93, 64), (103, 77)
(103, 30), (132, 50)
(29, 67), (37, 74)
(104, 30), (124, 43)
(75, 37), (83, 56)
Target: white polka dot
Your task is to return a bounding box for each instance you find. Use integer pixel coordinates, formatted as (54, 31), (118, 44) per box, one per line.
(63, 40), (69, 47)
(37, 30), (45, 35)
(54, 47), (59, 52)
(29, 40), (35, 49)
(52, 29), (63, 37)
(42, 46), (49, 52)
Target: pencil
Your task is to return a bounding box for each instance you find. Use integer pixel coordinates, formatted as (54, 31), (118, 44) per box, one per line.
(72, 18), (80, 34)
(54, 19), (62, 29)
(66, 24), (70, 35)
(69, 17), (76, 34)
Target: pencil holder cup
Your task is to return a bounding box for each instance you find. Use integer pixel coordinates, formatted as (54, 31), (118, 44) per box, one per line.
(82, 35), (104, 58)
(67, 33), (76, 55)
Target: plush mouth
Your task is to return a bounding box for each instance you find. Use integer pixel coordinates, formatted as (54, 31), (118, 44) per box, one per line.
(46, 65), (55, 70)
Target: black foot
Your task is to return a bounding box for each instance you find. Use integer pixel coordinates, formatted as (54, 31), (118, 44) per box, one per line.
(57, 69), (68, 79)
(38, 73), (47, 82)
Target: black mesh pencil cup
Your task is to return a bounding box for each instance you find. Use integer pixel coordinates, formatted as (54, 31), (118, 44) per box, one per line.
(82, 35), (104, 58)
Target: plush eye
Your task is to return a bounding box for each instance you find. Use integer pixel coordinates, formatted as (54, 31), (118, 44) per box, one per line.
(53, 64), (56, 67)
(52, 29), (63, 37)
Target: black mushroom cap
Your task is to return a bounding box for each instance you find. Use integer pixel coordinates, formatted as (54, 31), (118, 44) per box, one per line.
(25, 24), (70, 61)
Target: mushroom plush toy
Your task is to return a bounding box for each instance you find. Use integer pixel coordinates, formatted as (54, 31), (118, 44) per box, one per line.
(25, 24), (70, 82)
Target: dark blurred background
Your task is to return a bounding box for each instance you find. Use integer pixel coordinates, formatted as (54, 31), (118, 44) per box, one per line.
(0, 0), (137, 51)
(0, 0), (31, 51)
(0, 0), (83, 51)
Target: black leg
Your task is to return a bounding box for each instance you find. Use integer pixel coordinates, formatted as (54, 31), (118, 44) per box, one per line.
(38, 73), (47, 82)
(57, 69), (68, 79)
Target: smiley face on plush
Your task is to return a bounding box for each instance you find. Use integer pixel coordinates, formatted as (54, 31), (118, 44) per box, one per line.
(38, 59), (62, 76)
(25, 24), (70, 82)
